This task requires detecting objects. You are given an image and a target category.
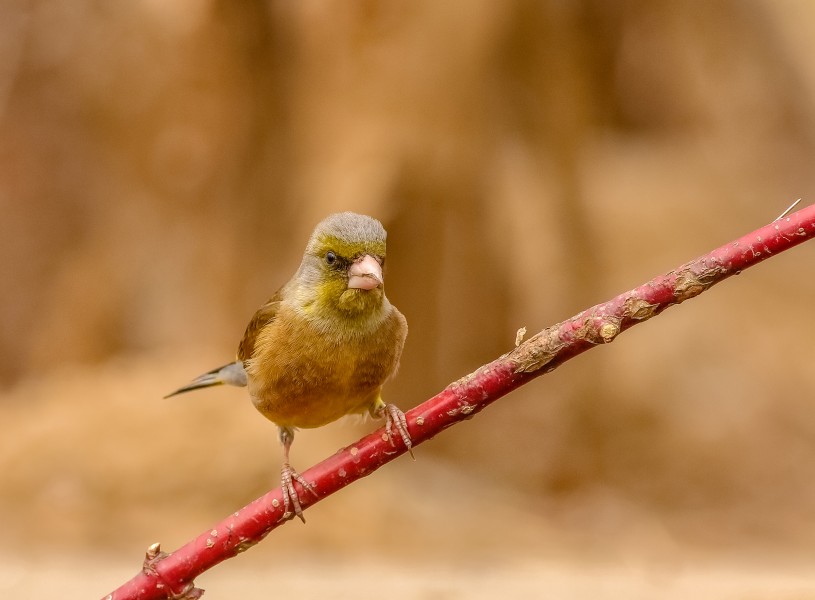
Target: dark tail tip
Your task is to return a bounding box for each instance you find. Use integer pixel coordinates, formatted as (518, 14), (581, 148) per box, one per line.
(163, 380), (223, 399)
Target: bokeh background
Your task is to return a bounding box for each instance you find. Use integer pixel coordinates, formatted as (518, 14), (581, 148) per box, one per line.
(1, 1), (815, 598)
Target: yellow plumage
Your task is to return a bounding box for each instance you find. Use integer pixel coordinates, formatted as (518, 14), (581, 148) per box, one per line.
(246, 295), (406, 429)
(166, 212), (409, 522)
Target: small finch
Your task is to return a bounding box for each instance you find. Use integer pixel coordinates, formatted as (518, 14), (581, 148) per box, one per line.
(166, 212), (410, 522)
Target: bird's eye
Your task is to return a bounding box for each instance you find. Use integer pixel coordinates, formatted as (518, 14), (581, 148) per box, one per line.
(325, 251), (337, 265)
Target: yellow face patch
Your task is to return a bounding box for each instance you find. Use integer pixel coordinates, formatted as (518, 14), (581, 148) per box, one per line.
(314, 234), (386, 262)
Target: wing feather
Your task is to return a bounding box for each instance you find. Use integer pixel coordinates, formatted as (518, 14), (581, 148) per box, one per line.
(237, 289), (284, 362)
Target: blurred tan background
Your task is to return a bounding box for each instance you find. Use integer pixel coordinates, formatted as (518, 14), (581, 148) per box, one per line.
(1, 1), (815, 598)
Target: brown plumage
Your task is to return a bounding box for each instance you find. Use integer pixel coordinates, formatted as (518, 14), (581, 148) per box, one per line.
(166, 212), (409, 521)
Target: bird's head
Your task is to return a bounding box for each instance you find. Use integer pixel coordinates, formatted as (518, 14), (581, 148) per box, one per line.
(295, 212), (390, 319)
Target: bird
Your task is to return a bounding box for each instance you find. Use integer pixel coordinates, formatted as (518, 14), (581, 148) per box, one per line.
(165, 212), (410, 522)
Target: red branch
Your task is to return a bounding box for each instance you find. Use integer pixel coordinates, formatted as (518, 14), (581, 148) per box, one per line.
(104, 204), (815, 600)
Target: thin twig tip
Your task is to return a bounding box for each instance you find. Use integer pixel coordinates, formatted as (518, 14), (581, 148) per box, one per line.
(775, 198), (802, 221)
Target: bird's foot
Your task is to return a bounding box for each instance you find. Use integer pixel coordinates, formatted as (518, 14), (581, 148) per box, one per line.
(381, 403), (414, 459)
(280, 462), (317, 523)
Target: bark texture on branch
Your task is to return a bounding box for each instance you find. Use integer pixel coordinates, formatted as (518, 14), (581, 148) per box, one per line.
(104, 204), (815, 600)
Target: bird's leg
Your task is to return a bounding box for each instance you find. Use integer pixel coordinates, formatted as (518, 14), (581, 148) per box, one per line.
(278, 426), (316, 523)
(372, 398), (414, 459)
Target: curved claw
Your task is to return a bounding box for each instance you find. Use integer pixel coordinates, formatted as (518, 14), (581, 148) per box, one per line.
(280, 463), (317, 523)
(382, 403), (414, 459)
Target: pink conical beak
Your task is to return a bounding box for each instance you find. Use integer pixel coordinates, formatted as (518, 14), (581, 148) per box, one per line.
(348, 254), (383, 290)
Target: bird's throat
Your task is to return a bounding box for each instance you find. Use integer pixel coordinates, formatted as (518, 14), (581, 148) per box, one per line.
(337, 287), (384, 317)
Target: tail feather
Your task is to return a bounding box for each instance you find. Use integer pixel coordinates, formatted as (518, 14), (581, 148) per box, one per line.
(164, 360), (247, 398)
